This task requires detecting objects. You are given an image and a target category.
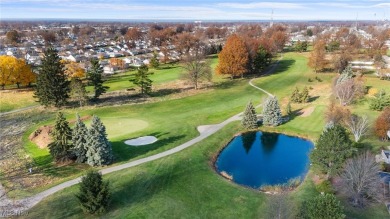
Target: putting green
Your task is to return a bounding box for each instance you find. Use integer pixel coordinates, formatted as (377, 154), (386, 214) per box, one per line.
(84, 117), (149, 139)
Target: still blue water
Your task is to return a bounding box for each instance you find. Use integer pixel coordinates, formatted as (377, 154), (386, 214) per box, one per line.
(215, 132), (314, 189)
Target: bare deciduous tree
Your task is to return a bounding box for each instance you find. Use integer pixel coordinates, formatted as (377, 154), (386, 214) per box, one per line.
(338, 152), (382, 208)
(182, 53), (212, 90)
(344, 114), (369, 142)
(333, 78), (364, 105)
(264, 192), (296, 219)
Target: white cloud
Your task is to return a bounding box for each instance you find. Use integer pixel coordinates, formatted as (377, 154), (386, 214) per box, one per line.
(217, 2), (306, 9)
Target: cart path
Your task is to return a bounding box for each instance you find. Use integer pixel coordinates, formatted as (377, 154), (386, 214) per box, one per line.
(0, 58), (281, 215)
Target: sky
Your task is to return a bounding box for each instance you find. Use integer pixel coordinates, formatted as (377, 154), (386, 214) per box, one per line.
(1, 0), (390, 21)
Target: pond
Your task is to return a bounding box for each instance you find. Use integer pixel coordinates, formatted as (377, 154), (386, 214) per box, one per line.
(215, 131), (314, 189)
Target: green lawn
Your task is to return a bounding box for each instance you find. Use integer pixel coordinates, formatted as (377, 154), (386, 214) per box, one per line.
(16, 52), (390, 218)
(86, 61), (193, 92)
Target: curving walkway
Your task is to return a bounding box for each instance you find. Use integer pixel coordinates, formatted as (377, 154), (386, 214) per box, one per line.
(0, 58), (281, 214)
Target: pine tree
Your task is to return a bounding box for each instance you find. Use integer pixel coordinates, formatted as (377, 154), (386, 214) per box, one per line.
(72, 114), (89, 163)
(88, 59), (108, 100)
(48, 112), (73, 162)
(70, 78), (88, 107)
(254, 45), (272, 74)
(130, 64), (153, 95)
(241, 101), (258, 129)
(300, 194), (345, 219)
(86, 115), (113, 166)
(301, 87), (310, 103)
(262, 96), (282, 126)
(34, 47), (70, 107)
(76, 170), (110, 214)
(310, 125), (354, 179)
(149, 52), (160, 69)
(290, 87), (300, 103)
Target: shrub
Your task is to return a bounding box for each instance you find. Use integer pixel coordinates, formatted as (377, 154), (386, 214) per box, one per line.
(316, 180), (335, 194)
(369, 90), (390, 111)
(299, 193), (345, 219)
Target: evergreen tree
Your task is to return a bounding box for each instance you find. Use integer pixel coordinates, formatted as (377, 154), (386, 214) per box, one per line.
(88, 59), (108, 100)
(301, 87), (310, 103)
(311, 125), (354, 179)
(149, 52), (160, 69)
(86, 115), (113, 166)
(72, 114), (89, 163)
(241, 101), (258, 129)
(130, 64), (153, 95)
(290, 87), (300, 103)
(70, 78), (88, 107)
(48, 112), (73, 162)
(300, 194), (345, 219)
(336, 65), (353, 85)
(76, 170), (110, 214)
(262, 96), (282, 126)
(34, 47), (70, 107)
(254, 45), (272, 74)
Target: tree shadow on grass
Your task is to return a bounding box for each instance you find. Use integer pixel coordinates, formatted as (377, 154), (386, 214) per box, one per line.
(270, 59), (296, 75)
(112, 134), (186, 162)
(213, 80), (236, 90)
(309, 96), (320, 103)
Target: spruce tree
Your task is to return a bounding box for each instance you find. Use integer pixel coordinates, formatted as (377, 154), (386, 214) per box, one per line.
(130, 64), (153, 95)
(262, 96), (282, 126)
(241, 101), (258, 129)
(72, 114), (89, 163)
(76, 170), (110, 214)
(336, 65), (353, 85)
(86, 115), (113, 166)
(88, 59), (108, 100)
(254, 45), (272, 73)
(310, 125), (354, 179)
(34, 47), (70, 107)
(48, 112), (73, 162)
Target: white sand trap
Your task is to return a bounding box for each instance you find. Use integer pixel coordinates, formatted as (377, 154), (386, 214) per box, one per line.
(124, 136), (158, 146)
(197, 124), (218, 134)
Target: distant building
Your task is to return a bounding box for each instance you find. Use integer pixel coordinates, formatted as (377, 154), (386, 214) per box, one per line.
(382, 150), (390, 164)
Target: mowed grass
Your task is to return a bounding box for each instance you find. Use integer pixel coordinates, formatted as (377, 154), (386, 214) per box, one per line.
(18, 52), (390, 218)
(0, 90), (38, 112)
(86, 61), (190, 92)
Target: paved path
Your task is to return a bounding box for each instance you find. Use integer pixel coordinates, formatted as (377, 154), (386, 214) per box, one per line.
(0, 58), (281, 214)
(0, 105), (39, 117)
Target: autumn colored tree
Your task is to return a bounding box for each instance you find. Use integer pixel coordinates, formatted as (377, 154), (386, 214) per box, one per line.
(125, 27), (143, 42)
(309, 39), (327, 73)
(0, 56), (35, 89)
(374, 107), (390, 141)
(216, 34), (249, 78)
(174, 32), (201, 58)
(109, 58), (125, 70)
(61, 60), (85, 79)
(5, 30), (20, 44)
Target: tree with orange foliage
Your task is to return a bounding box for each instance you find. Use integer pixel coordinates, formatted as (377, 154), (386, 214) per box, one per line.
(109, 58), (125, 70)
(308, 39), (327, 73)
(216, 34), (249, 78)
(374, 107), (390, 141)
(61, 60), (85, 79)
(125, 27), (143, 42)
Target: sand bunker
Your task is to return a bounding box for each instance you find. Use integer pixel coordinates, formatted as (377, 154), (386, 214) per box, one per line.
(124, 136), (158, 146)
